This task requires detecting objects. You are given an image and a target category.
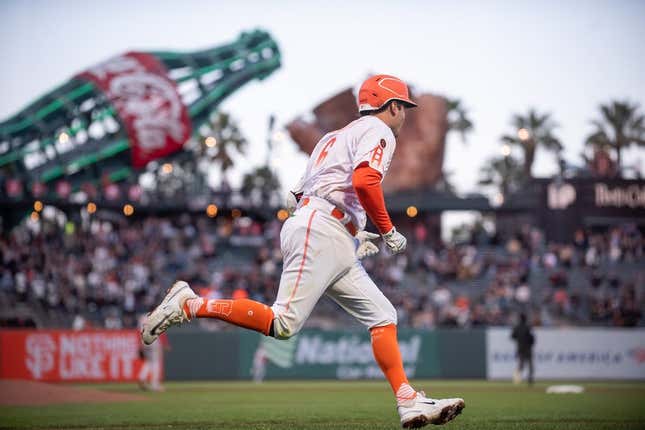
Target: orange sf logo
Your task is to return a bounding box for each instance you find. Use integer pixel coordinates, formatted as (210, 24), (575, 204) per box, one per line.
(207, 299), (233, 317)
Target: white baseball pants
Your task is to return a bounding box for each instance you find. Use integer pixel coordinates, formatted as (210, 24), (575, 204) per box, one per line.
(271, 203), (397, 339)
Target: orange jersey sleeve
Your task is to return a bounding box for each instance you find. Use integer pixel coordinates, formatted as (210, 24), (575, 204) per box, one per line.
(352, 164), (394, 234)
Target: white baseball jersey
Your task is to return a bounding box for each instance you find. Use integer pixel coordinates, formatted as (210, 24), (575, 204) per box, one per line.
(294, 116), (396, 231)
(270, 115), (399, 339)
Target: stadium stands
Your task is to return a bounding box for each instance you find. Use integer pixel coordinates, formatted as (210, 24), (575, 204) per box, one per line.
(0, 213), (642, 329)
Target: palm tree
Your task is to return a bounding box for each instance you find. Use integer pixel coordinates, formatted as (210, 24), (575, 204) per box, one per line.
(478, 154), (524, 197)
(241, 166), (281, 195)
(446, 98), (474, 143)
(241, 166), (282, 207)
(203, 112), (248, 177)
(501, 109), (562, 178)
(585, 100), (645, 176)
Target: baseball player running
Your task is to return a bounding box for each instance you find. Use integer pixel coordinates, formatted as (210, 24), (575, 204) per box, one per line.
(142, 74), (464, 428)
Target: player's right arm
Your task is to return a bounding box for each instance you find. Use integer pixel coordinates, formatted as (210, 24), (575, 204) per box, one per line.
(286, 173), (306, 214)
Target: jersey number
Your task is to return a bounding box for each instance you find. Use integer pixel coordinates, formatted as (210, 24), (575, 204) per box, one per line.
(315, 137), (337, 166)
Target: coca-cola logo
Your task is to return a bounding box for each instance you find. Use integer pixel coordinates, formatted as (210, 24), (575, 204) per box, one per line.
(80, 53), (190, 168)
(110, 73), (185, 153)
(25, 334), (56, 379)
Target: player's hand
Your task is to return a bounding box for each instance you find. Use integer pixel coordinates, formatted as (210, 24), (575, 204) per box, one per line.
(356, 231), (380, 259)
(285, 191), (301, 214)
(382, 226), (407, 254)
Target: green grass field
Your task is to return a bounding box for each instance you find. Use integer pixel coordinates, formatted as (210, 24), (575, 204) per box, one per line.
(1, 380), (644, 430)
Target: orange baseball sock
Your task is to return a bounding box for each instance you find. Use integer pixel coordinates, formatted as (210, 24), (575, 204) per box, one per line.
(183, 298), (274, 336)
(370, 323), (416, 404)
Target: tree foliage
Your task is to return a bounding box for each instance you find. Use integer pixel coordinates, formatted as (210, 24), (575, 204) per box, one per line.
(585, 100), (645, 176)
(478, 154), (525, 197)
(500, 109), (562, 178)
(446, 98), (474, 143)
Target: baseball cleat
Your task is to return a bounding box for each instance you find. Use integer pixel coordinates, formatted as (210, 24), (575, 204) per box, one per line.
(398, 392), (465, 428)
(141, 281), (197, 345)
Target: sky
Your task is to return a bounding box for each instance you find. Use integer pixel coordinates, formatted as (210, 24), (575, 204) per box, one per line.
(1, 0), (644, 198)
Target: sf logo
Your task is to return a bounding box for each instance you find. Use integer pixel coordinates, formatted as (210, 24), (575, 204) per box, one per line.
(207, 299), (233, 317)
(26, 334), (56, 379)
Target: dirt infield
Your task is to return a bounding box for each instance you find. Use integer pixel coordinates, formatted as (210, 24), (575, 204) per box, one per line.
(0, 379), (146, 406)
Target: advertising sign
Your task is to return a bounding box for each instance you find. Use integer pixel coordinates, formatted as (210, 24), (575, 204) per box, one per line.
(487, 328), (645, 380)
(536, 178), (645, 242)
(238, 329), (441, 380)
(0, 330), (145, 382)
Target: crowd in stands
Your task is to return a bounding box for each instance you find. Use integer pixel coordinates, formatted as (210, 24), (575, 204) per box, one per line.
(0, 209), (642, 330)
(371, 221), (644, 329)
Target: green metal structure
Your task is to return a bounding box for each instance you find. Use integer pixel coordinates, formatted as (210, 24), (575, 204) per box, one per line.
(0, 29), (280, 200)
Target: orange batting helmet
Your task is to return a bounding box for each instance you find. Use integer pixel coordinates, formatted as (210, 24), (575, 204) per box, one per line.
(357, 74), (417, 113)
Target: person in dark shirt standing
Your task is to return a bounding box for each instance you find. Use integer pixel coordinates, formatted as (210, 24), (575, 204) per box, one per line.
(511, 313), (535, 385)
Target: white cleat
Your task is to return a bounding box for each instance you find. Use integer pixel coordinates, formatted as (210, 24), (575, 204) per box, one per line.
(141, 281), (197, 345)
(398, 392), (465, 428)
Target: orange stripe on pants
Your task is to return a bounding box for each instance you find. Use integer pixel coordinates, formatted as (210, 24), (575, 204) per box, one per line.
(285, 209), (317, 312)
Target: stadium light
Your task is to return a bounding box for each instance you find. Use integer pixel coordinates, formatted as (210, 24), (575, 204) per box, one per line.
(58, 132), (70, 144)
(517, 128), (530, 141)
(277, 209), (289, 221)
(123, 204), (134, 216)
(34, 201), (43, 212)
(206, 204), (218, 218)
(161, 163), (173, 174)
(205, 136), (217, 147)
(406, 206), (418, 218)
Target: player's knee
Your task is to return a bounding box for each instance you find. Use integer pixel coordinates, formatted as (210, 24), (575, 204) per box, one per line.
(370, 304), (398, 328)
(383, 302), (398, 325)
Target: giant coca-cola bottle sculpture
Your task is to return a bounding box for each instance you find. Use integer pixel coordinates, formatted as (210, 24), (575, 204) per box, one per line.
(0, 29), (280, 199)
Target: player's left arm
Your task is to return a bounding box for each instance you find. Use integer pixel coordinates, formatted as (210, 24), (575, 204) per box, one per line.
(351, 127), (406, 254)
(352, 164), (393, 234)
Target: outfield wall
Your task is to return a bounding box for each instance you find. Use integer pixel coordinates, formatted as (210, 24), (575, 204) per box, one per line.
(1, 328), (643, 382)
(164, 329), (486, 380)
(164, 327), (644, 381)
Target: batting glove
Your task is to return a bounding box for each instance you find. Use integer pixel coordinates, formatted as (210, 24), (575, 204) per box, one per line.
(356, 231), (380, 259)
(285, 191), (301, 214)
(382, 226), (407, 254)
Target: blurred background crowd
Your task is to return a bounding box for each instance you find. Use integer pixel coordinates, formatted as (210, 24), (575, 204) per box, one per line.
(1, 211), (641, 330)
